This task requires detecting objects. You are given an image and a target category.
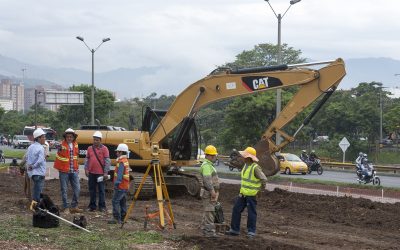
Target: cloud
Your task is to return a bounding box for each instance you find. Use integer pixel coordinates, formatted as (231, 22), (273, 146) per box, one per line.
(0, 0), (399, 97)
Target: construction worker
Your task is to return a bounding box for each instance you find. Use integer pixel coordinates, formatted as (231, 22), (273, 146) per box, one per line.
(85, 131), (111, 212)
(225, 146), (267, 238)
(21, 142), (50, 200)
(200, 145), (220, 237)
(108, 143), (130, 224)
(54, 128), (82, 213)
(26, 128), (47, 202)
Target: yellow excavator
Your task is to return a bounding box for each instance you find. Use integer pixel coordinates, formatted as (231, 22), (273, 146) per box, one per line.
(75, 58), (346, 198)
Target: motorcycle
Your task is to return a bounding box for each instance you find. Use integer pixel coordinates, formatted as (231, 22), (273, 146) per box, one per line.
(225, 150), (244, 172)
(356, 163), (381, 185)
(306, 158), (323, 175)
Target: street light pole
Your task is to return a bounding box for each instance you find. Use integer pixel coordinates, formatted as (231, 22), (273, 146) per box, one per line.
(265, 0), (301, 145)
(76, 36), (110, 125)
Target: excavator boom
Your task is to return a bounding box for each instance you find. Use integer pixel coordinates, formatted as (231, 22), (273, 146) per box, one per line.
(151, 59), (346, 176)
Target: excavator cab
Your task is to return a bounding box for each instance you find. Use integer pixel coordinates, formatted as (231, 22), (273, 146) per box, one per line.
(142, 107), (199, 161)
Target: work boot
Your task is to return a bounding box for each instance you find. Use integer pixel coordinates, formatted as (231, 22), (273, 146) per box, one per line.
(225, 230), (239, 236)
(107, 219), (119, 224)
(70, 207), (83, 214)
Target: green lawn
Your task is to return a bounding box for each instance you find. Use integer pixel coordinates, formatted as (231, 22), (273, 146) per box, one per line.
(0, 216), (163, 249)
(2, 149), (56, 161)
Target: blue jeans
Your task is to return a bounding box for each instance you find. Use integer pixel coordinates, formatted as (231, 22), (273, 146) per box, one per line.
(31, 175), (45, 202)
(230, 195), (257, 235)
(88, 173), (106, 210)
(59, 172), (80, 209)
(112, 189), (127, 223)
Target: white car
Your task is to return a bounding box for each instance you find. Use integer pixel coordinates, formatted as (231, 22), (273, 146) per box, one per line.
(13, 135), (32, 149)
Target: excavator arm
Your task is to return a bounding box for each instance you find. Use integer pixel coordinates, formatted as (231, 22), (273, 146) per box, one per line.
(151, 58), (346, 176)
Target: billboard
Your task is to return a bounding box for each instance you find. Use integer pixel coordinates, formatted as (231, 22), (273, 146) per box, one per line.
(44, 91), (84, 105)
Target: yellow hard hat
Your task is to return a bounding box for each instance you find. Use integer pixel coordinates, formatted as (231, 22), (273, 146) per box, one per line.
(239, 147), (259, 162)
(204, 145), (218, 155)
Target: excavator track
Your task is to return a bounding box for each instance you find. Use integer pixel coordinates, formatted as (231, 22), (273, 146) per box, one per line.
(128, 172), (155, 200)
(174, 170), (203, 198)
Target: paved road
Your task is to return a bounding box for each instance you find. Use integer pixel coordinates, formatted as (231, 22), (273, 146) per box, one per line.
(3, 145), (400, 188)
(213, 162), (400, 188)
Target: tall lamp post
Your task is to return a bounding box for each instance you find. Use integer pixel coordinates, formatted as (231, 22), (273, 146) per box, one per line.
(76, 36), (110, 125)
(264, 0), (301, 145)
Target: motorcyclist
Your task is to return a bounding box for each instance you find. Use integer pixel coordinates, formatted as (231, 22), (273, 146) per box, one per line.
(299, 150), (308, 162)
(309, 150), (318, 161)
(361, 153), (371, 180)
(355, 152), (363, 167)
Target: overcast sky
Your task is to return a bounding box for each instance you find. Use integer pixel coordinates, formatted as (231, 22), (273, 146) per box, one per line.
(0, 0), (399, 97)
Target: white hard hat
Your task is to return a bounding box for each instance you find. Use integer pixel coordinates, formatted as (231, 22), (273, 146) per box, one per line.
(64, 128), (75, 134)
(33, 128), (46, 139)
(63, 128), (77, 138)
(93, 131), (103, 139)
(116, 143), (129, 153)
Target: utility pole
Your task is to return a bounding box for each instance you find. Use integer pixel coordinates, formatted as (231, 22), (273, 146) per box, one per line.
(264, 0), (301, 145)
(76, 36), (110, 125)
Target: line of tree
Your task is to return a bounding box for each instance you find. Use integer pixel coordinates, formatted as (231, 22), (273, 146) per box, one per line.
(0, 43), (398, 162)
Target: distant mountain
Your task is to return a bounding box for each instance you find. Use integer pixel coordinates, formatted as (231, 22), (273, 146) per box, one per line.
(0, 54), (162, 97)
(0, 54), (398, 98)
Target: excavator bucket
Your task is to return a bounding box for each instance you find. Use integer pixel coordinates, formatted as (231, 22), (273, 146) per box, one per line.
(226, 139), (280, 177)
(254, 139), (279, 177)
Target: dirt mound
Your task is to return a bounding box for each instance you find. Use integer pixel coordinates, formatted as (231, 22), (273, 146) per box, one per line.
(0, 172), (399, 249)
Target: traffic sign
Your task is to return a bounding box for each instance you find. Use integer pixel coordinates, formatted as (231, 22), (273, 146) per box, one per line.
(339, 137), (350, 162)
(339, 137), (350, 152)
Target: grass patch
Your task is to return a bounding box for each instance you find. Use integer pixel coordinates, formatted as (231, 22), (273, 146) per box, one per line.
(0, 216), (163, 249)
(2, 149), (25, 159)
(2, 149), (56, 161)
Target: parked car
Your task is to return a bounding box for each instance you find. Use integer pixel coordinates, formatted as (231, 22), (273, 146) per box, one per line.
(277, 153), (308, 175)
(12, 135), (31, 149)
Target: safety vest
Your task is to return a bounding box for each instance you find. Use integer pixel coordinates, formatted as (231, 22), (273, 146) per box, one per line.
(240, 163), (261, 196)
(54, 141), (79, 173)
(200, 159), (219, 190)
(114, 156), (130, 190)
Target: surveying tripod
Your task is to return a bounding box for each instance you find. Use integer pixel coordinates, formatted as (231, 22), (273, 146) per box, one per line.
(121, 143), (176, 229)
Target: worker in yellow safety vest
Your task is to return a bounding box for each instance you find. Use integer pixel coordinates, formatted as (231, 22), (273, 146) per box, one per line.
(225, 146), (267, 238)
(200, 145), (220, 237)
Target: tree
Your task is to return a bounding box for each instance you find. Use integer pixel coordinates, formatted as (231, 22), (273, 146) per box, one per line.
(212, 43), (307, 152)
(224, 43), (306, 69)
(0, 110), (26, 136)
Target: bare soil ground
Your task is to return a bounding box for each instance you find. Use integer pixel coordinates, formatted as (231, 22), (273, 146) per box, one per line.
(1, 171), (400, 249)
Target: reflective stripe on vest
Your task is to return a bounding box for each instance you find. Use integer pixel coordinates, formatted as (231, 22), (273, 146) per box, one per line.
(114, 157), (130, 190)
(54, 141), (79, 173)
(240, 163), (261, 196)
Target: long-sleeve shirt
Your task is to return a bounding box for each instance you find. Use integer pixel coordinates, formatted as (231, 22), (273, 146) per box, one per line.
(26, 142), (46, 177)
(254, 165), (268, 188)
(114, 162), (125, 187)
(84, 144), (111, 174)
(200, 159), (219, 192)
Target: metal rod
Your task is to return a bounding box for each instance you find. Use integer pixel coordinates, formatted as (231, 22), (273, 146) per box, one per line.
(288, 60), (336, 68)
(188, 87), (205, 117)
(36, 207), (91, 233)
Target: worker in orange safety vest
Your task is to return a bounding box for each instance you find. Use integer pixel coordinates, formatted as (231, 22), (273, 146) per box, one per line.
(108, 143), (130, 224)
(54, 128), (82, 214)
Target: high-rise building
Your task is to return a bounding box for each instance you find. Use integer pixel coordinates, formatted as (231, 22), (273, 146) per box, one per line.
(24, 88), (36, 111)
(0, 79), (12, 98)
(11, 83), (24, 112)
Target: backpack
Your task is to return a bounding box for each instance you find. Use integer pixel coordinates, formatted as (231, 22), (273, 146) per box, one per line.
(214, 202), (224, 223)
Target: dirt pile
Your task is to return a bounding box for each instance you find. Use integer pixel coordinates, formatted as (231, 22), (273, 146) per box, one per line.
(1, 172), (399, 249)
